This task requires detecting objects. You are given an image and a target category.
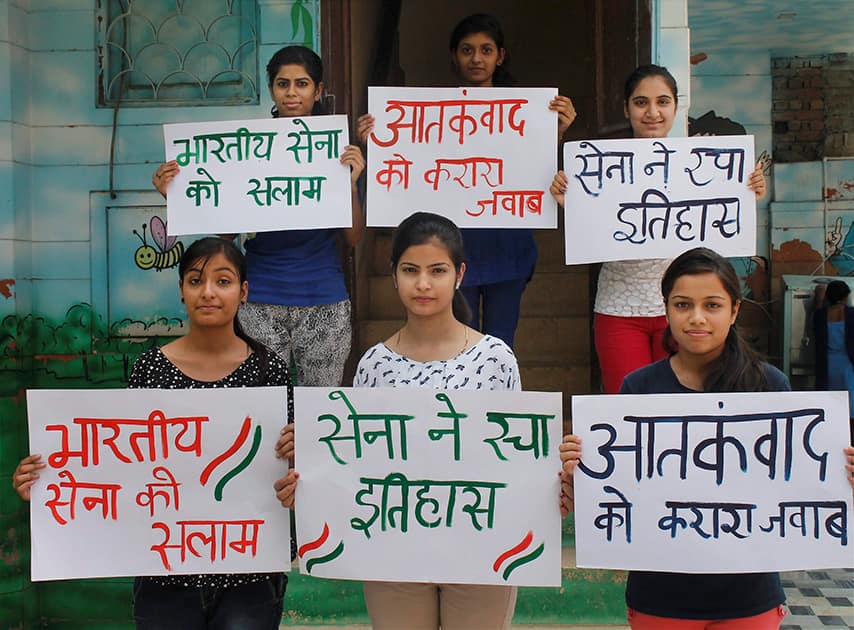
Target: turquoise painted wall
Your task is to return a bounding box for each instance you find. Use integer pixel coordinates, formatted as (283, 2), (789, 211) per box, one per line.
(0, 1), (320, 626)
(690, 51), (774, 256)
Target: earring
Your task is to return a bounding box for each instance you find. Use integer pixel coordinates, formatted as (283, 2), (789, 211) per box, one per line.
(180, 297), (184, 303)
(455, 283), (460, 290)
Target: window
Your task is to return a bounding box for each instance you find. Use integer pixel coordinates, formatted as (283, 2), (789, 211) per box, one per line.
(97, 0), (259, 107)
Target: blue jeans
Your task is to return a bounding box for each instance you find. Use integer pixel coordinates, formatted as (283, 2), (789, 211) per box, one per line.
(133, 574), (287, 630)
(461, 278), (528, 349)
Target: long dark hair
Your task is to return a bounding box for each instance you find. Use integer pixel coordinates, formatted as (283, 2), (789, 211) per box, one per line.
(390, 211), (472, 324)
(661, 247), (768, 392)
(449, 13), (514, 87)
(624, 64), (678, 105)
(266, 45), (326, 117)
(178, 237), (270, 380)
(825, 280), (851, 306)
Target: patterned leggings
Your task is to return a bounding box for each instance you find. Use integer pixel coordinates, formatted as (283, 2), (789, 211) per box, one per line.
(238, 299), (351, 386)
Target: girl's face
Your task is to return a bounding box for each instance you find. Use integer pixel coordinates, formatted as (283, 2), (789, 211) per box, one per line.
(180, 252), (248, 328)
(624, 75), (677, 138)
(452, 32), (505, 87)
(394, 239), (464, 319)
(665, 272), (739, 361)
(269, 63), (322, 117)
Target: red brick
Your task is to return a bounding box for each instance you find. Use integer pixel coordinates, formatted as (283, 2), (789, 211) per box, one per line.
(794, 110), (823, 120)
(789, 100), (803, 110)
(796, 130), (822, 141)
(809, 99), (825, 110)
(792, 88), (823, 99)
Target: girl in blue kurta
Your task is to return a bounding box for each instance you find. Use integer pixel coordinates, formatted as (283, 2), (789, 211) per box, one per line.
(154, 46), (365, 387)
(813, 279), (854, 441)
(357, 14), (577, 348)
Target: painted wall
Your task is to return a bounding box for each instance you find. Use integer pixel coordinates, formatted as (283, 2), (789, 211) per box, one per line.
(685, 1), (854, 368)
(690, 49), (854, 364)
(657, 0), (691, 134)
(0, 1), (319, 625)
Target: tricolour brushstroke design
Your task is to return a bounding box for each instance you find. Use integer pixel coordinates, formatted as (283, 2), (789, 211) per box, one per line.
(299, 522), (330, 558)
(493, 530), (545, 580)
(213, 425), (263, 501)
(200, 416), (252, 485)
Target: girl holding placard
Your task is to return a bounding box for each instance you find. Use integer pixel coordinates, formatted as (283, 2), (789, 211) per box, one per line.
(551, 64), (767, 393)
(276, 212), (557, 629)
(559, 247), (854, 629)
(14, 237), (293, 628)
(153, 45), (365, 388)
(357, 13), (577, 349)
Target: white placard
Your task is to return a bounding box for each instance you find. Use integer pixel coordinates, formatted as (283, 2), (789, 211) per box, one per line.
(163, 116), (352, 235)
(294, 387), (563, 586)
(572, 391), (853, 573)
(366, 87), (558, 228)
(27, 388), (292, 581)
(563, 136), (757, 264)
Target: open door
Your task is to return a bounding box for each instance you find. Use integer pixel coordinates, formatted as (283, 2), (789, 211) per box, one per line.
(594, 0), (652, 137)
(342, 0), (652, 396)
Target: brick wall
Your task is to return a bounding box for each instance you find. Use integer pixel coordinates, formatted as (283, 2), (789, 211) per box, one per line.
(772, 53), (854, 162)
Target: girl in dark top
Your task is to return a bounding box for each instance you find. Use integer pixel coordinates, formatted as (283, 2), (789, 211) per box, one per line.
(14, 237), (294, 629)
(551, 64), (767, 393)
(559, 247), (854, 630)
(813, 279), (854, 441)
(154, 45), (365, 388)
(357, 13), (577, 348)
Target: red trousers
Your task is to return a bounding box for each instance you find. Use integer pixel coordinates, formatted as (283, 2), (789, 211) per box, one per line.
(627, 605), (786, 629)
(594, 313), (669, 393)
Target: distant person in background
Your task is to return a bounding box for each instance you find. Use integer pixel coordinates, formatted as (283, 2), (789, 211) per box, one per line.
(813, 279), (854, 441)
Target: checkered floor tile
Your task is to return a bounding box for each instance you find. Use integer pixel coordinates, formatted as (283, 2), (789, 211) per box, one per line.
(781, 569), (854, 629)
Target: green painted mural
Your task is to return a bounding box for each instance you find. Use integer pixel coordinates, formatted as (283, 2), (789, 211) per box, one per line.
(1, 0), (325, 625)
(0, 302), (163, 627)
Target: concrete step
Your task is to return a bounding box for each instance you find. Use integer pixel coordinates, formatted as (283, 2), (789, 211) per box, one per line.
(514, 317), (590, 367)
(520, 272), (589, 317)
(521, 365), (591, 415)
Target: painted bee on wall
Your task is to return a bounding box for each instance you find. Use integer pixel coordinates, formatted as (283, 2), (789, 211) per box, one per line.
(133, 215), (184, 271)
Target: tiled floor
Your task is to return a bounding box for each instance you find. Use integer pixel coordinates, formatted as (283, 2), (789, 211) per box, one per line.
(781, 568), (854, 630)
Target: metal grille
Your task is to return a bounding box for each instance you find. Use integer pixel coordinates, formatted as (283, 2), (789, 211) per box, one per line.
(96, 0), (259, 107)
